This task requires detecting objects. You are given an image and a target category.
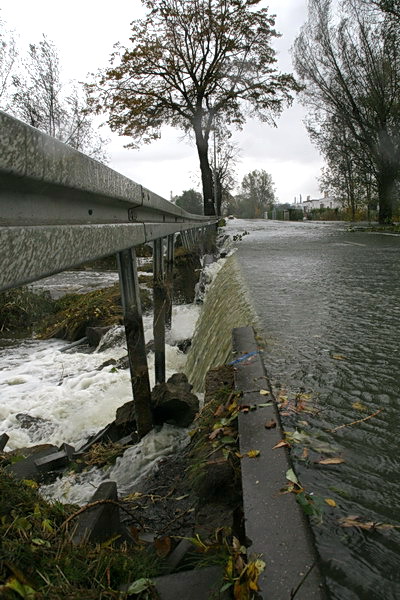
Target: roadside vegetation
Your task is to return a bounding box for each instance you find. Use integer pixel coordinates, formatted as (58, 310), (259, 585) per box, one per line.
(0, 469), (164, 600)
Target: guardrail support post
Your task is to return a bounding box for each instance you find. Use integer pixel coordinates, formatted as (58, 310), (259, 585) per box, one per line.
(165, 234), (174, 329)
(153, 238), (166, 384)
(117, 248), (153, 439)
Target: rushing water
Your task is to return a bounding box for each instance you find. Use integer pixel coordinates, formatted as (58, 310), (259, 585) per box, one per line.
(185, 255), (257, 391)
(231, 219), (400, 600)
(0, 267), (201, 504)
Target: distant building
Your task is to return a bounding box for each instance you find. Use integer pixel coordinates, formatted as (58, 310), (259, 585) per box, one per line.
(291, 192), (342, 213)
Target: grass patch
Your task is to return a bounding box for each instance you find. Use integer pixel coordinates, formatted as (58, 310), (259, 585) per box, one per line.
(187, 368), (241, 502)
(81, 441), (130, 468)
(38, 285), (152, 341)
(0, 288), (55, 337)
(0, 469), (163, 599)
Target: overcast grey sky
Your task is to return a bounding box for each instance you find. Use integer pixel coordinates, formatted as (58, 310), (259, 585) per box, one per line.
(1, 0), (323, 204)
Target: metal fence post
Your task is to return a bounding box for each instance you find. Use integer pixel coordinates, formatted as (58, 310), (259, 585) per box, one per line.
(153, 238), (166, 384)
(117, 247), (153, 439)
(165, 234), (175, 329)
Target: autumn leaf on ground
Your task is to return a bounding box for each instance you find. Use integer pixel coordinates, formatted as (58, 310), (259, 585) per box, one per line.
(273, 440), (289, 450)
(264, 419), (277, 429)
(332, 354), (347, 360)
(214, 404), (225, 417)
(339, 516), (400, 530)
(286, 468), (299, 484)
(154, 536), (172, 557)
(260, 389), (270, 396)
(301, 447), (309, 460)
(352, 401), (367, 411)
(325, 498), (337, 507)
(258, 402), (272, 408)
(246, 559), (266, 592)
(246, 450), (261, 458)
(209, 427), (224, 441)
(317, 457), (345, 465)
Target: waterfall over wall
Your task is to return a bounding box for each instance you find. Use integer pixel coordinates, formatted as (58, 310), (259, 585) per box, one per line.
(184, 254), (258, 392)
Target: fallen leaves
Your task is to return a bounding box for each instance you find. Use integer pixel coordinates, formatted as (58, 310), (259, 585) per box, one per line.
(332, 354), (347, 361)
(317, 457), (345, 465)
(324, 498), (337, 507)
(236, 449), (261, 459)
(339, 516), (400, 530)
(259, 389), (270, 396)
(154, 536), (172, 558)
(264, 419), (277, 429)
(272, 440), (290, 450)
(246, 450), (261, 458)
(352, 401), (367, 411)
(286, 468), (299, 485)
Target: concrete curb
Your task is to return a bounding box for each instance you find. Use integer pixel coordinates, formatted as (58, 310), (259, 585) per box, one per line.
(232, 326), (326, 600)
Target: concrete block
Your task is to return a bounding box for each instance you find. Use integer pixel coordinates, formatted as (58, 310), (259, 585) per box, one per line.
(0, 433), (9, 451)
(8, 446), (58, 481)
(34, 449), (71, 472)
(164, 539), (193, 573)
(232, 326), (326, 600)
(153, 566), (228, 600)
(58, 443), (75, 458)
(71, 481), (121, 545)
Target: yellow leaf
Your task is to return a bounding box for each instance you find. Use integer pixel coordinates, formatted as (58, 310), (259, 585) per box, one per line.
(248, 579), (259, 591)
(352, 402), (367, 411)
(260, 389), (270, 396)
(246, 450), (260, 458)
(325, 498), (337, 507)
(318, 457), (345, 465)
(332, 354), (347, 360)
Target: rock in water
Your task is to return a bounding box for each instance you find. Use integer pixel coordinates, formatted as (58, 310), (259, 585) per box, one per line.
(151, 373), (199, 427)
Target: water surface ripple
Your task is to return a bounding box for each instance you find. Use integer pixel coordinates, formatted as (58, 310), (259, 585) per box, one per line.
(234, 221), (400, 600)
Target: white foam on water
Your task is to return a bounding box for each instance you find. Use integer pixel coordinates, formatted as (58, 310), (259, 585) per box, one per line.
(41, 424), (189, 505)
(0, 302), (201, 452)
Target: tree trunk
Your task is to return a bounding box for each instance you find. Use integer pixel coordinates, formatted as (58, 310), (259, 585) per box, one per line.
(193, 123), (215, 216)
(376, 166), (396, 224)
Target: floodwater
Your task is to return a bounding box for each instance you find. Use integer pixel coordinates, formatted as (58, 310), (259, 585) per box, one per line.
(233, 220), (400, 600)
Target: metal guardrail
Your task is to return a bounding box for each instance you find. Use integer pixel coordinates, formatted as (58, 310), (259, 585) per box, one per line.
(0, 110), (218, 438)
(0, 111), (217, 291)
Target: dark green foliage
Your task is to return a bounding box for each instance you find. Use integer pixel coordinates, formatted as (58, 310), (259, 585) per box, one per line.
(173, 189), (203, 215)
(234, 170), (276, 218)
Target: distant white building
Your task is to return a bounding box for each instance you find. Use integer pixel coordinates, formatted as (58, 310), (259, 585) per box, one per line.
(292, 192), (342, 213)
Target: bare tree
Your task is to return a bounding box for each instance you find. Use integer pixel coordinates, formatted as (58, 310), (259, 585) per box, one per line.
(308, 112), (376, 218)
(210, 130), (239, 215)
(359, 0), (400, 19)
(88, 0), (298, 214)
(0, 18), (17, 110)
(12, 35), (108, 162)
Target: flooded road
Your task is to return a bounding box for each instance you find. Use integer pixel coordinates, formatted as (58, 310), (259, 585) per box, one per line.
(234, 220), (400, 600)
